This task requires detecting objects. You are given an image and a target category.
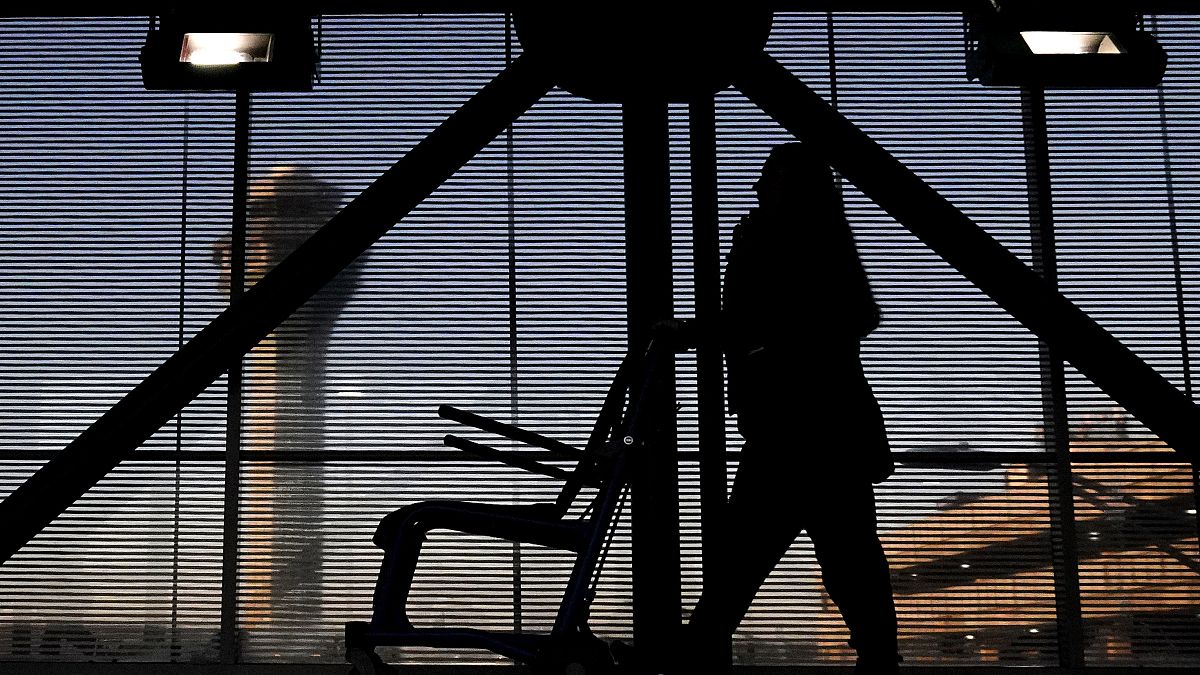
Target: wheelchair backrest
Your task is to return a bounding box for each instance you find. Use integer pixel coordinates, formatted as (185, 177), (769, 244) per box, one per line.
(553, 334), (676, 517)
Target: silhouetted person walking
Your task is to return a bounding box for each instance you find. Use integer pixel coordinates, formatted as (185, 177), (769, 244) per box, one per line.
(687, 143), (899, 673)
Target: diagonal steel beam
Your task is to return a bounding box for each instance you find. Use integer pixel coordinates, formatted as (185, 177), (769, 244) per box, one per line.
(735, 50), (1200, 463)
(0, 53), (554, 565)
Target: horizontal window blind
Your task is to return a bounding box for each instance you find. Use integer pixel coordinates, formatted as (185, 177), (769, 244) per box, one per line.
(0, 459), (225, 661)
(1071, 459), (1199, 665)
(242, 13), (514, 662)
(0, 9), (1195, 671)
(238, 14), (631, 663)
(1047, 17), (1198, 450)
(1042, 13), (1200, 666)
(0, 17), (229, 663)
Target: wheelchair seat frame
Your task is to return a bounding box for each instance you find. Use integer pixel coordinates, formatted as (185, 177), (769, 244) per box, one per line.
(346, 329), (685, 674)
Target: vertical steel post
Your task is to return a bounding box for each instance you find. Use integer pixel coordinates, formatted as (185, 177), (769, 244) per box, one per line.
(625, 98), (680, 668)
(220, 87), (250, 665)
(1022, 85), (1086, 669)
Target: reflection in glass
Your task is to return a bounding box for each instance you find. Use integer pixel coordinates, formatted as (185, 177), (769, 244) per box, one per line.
(214, 166), (363, 642)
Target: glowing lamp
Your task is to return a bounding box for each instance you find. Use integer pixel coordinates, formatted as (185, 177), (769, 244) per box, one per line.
(967, 3), (1166, 88)
(142, 13), (313, 91)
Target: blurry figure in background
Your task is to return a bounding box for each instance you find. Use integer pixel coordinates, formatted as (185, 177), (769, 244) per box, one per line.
(686, 143), (899, 673)
(214, 166), (364, 646)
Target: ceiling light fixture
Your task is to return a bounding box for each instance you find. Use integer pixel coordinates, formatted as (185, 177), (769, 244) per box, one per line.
(141, 11), (315, 91)
(966, 1), (1166, 88)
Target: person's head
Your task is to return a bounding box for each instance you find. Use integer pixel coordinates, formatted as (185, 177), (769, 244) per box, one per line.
(753, 142), (838, 215)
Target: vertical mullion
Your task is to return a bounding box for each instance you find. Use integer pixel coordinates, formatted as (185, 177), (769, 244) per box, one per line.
(220, 87), (251, 666)
(1023, 85), (1086, 669)
(689, 92), (728, 667)
(827, 11), (839, 110)
(171, 95), (189, 662)
(504, 11), (523, 636)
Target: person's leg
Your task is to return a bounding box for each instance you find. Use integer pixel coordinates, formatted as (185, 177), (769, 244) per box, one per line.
(687, 440), (805, 648)
(805, 479), (899, 671)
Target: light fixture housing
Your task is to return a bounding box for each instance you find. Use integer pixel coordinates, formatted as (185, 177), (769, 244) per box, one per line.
(966, 2), (1167, 88)
(141, 12), (315, 91)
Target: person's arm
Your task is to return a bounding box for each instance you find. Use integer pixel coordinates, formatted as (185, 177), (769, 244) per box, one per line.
(840, 224), (881, 338)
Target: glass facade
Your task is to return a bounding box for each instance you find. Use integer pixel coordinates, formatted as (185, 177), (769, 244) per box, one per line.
(0, 11), (1195, 669)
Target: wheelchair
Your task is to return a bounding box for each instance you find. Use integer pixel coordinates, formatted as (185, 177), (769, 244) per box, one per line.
(346, 324), (690, 674)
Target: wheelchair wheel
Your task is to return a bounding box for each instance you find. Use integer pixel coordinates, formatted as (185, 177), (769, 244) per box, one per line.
(347, 646), (396, 675)
(532, 659), (611, 675)
(532, 635), (614, 675)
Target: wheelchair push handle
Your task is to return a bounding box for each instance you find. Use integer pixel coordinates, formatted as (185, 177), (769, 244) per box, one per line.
(442, 434), (581, 482)
(438, 405), (584, 461)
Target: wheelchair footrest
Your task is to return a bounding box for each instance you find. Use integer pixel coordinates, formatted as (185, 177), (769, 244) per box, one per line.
(346, 621), (551, 663)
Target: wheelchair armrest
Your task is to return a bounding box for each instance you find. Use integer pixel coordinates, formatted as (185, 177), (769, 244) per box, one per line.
(444, 434), (573, 481)
(438, 405), (583, 461)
